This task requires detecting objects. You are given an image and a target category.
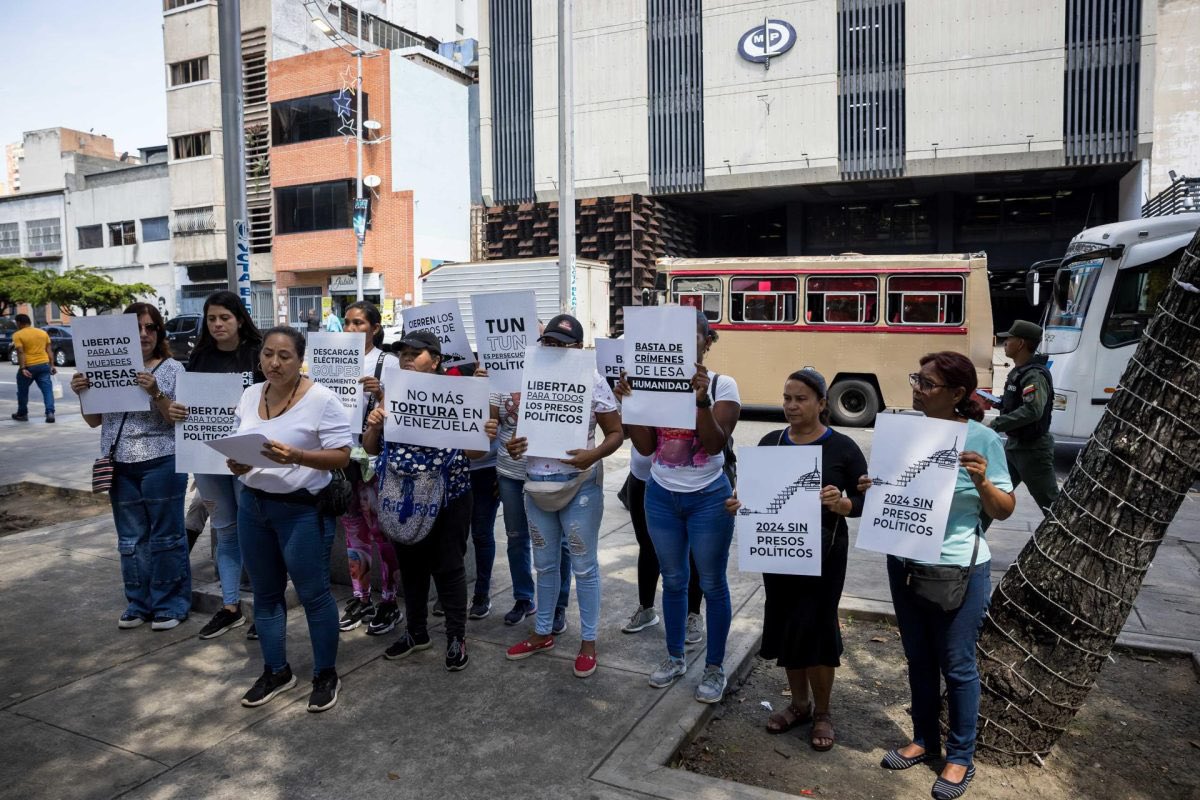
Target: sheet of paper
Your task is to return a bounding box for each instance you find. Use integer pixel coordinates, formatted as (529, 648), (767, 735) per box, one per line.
(736, 446), (825, 576)
(621, 306), (697, 429)
(204, 432), (279, 469)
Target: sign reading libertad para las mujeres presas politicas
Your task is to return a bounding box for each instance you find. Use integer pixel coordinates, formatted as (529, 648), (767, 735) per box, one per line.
(620, 306), (697, 429)
(381, 365), (489, 451)
(174, 373), (244, 474)
(72, 314), (148, 415)
(736, 446), (825, 576)
(471, 290), (538, 393)
(305, 332), (364, 425)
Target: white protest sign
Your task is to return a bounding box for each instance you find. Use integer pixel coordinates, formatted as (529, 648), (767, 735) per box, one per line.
(736, 446), (825, 576)
(204, 432), (278, 469)
(306, 332), (364, 424)
(471, 290), (538, 393)
(856, 414), (966, 562)
(517, 346), (595, 460)
(594, 337), (624, 391)
(381, 365), (489, 450)
(402, 299), (474, 369)
(72, 314), (148, 414)
(621, 306), (697, 429)
(175, 373), (244, 474)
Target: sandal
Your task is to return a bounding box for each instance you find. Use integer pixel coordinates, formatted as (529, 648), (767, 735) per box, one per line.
(766, 701), (813, 734)
(810, 712), (835, 751)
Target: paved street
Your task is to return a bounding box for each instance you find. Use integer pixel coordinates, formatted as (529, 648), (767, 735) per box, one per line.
(0, 360), (1196, 799)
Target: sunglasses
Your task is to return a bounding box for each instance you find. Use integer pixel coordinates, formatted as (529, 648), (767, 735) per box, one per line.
(908, 373), (950, 392)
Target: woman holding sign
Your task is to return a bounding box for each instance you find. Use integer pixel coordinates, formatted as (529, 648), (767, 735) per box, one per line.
(724, 369), (867, 750)
(225, 326), (352, 713)
(71, 303), (191, 631)
(859, 352), (1014, 800)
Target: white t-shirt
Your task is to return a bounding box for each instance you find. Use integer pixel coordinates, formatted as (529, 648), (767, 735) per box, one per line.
(526, 371), (619, 478)
(629, 449), (653, 482)
(235, 381), (353, 495)
(648, 372), (741, 493)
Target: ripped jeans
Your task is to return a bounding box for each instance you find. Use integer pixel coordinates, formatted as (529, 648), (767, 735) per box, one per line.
(524, 471), (603, 641)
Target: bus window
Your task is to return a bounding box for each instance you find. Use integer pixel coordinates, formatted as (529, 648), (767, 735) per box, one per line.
(1043, 260), (1102, 353)
(885, 275), (964, 325)
(1100, 254), (1176, 348)
(730, 276), (798, 323)
(672, 277), (722, 322)
(805, 276), (878, 324)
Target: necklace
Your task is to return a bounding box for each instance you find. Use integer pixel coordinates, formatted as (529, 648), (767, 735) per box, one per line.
(264, 378), (301, 420)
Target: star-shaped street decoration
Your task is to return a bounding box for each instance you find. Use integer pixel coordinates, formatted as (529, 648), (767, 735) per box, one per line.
(333, 88), (353, 120)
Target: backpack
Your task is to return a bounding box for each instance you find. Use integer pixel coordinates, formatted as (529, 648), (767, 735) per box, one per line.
(375, 441), (453, 546)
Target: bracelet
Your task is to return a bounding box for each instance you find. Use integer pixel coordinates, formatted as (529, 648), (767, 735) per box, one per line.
(696, 396), (712, 409)
(295, 450), (305, 467)
(151, 389), (166, 402)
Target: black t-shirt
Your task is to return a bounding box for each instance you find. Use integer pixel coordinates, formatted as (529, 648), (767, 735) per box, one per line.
(758, 427), (868, 537)
(186, 343), (264, 388)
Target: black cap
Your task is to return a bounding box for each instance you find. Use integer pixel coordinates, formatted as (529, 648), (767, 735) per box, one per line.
(540, 314), (584, 344)
(398, 329), (442, 355)
(794, 367), (828, 398)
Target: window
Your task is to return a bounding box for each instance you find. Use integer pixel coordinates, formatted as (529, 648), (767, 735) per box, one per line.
(271, 92), (367, 145)
(172, 132), (211, 160)
(886, 275), (965, 325)
(0, 223), (18, 255)
(77, 225), (103, 249)
(172, 207), (216, 235)
(275, 180), (353, 235)
(163, 0), (203, 10)
(26, 218), (61, 253)
(805, 276), (879, 324)
(730, 276), (798, 323)
(108, 221), (136, 246)
(1101, 252), (1178, 348)
(169, 57), (209, 86)
(141, 217), (169, 242)
(671, 277), (722, 322)
(288, 285), (322, 325)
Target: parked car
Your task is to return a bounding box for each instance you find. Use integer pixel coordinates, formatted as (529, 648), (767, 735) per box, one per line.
(6, 323), (75, 367)
(165, 314), (203, 362)
(0, 317), (16, 362)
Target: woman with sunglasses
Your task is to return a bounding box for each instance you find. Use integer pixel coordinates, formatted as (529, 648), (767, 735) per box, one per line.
(859, 352), (1015, 800)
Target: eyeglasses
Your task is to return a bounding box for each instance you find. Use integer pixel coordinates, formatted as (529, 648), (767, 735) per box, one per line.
(908, 372), (950, 392)
(138, 323), (160, 333)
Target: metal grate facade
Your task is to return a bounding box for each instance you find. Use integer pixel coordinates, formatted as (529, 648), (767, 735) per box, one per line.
(490, 0), (536, 203)
(837, 0), (905, 181)
(647, 0), (704, 194)
(1063, 0), (1141, 165)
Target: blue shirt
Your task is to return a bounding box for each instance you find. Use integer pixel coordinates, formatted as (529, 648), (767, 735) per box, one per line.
(927, 419), (1013, 567)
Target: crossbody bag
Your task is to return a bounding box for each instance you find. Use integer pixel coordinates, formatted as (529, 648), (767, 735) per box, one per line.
(903, 528), (981, 612)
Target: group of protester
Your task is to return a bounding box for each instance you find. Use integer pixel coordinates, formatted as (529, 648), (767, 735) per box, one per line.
(68, 288), (1058, 800)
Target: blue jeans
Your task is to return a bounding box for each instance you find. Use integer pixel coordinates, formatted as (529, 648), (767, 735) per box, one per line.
(470, 467), (500, 599)
(498, 474), (571, 609)
(238, 486), (339, 678)
(887, 555), (992, 766)
(110, 455), (190, 620)
(523, 471), (603, 640)
(644, 474), (735, 665)
(194, 473), (243, 607)
(16, 363), (55, 416)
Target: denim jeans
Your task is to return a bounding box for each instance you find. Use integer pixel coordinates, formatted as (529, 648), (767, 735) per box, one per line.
(498, 474), (571, 609)
(644, 474), (734, 666)
(110, 455), (190, 620)
(887, 555), (992, 766)
(523, 471), (604, 640)
(470, 467), (500, 599)
(194, 473), (242, 607)
(238, 486), (339, 678)
(16, 363), (55, 416)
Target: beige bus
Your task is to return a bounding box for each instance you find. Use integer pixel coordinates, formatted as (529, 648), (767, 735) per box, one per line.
(658, 253), (994, 426)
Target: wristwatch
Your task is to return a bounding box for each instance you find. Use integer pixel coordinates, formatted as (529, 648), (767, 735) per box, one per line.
(696, 395), (712, 409)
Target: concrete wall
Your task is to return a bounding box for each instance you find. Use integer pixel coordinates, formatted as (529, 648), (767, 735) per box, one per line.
(1148, 0), (1200, 196)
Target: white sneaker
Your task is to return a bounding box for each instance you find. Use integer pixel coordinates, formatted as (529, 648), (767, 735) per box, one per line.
(685, 612), (705, 648)
(151, 616), (181, 631)
(648, 655), (687, 689)
(621, 606), (660, 633)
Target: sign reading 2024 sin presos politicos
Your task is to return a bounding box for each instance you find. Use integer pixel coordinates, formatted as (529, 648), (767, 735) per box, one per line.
(471, 290), (538, 393)
(305, 332), (364, 425)
(517, 346), (595, 460)
(620, 306), (697, 429)
(174, 373), (245, 474)
(381, 365), (489, 451)
(856, 413), (966, 562)
(401, 299), (475, 370)
(736, 446), (825, 576)
(72, 314), (148, 414)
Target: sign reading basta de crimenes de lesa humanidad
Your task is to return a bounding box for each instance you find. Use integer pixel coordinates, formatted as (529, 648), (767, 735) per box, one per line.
(620, 306), (697, 429)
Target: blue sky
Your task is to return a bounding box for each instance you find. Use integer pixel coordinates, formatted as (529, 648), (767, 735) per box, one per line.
(2, 0), (167, 157)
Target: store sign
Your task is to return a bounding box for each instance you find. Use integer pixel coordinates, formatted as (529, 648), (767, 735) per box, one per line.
(329, 273), (382, 294)
(737, 19), (797, 63)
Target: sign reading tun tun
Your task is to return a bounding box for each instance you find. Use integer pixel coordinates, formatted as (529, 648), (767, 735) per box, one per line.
(381, 365), (489, 451)
(620, 306), (697, 429)
(71, 314), (147, 415)
(471, 290), (538, 393)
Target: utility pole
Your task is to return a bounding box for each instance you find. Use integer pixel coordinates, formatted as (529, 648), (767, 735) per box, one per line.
(557, 0), (575, 314)
(218, 0), (251, 313)
(354, 2), (365, 302)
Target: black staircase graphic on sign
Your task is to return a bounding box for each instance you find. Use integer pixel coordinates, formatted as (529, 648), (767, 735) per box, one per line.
(871, 438), (960, 488)
(738, 459), (822, 516)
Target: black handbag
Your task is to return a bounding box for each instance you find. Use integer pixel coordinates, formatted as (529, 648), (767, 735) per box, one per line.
(316, 469), (353, 517)
(903, 528), (980, 612)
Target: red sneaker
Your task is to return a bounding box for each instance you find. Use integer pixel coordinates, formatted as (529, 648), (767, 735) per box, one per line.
(506, 636), (555, 660)
(573, 651), (597, 678)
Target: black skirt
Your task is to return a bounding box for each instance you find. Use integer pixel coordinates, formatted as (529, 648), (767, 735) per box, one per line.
(759, 527), (849, 669)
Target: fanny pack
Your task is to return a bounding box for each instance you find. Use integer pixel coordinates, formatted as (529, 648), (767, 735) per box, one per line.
(524, 462), (603, 512)
(903, 528), (980, 612)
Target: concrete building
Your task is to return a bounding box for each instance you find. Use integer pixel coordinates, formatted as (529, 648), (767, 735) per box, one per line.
(2, 143), (23, 196)
(0, 190), (67, 322)
(14, 128), (131, 195)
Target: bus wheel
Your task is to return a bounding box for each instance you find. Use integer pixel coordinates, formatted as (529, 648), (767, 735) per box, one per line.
(829, 379), (879, 427)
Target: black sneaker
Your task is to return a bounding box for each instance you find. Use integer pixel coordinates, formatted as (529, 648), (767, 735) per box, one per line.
(552, 606), (568, 636)
(384, 630), (432, 660)
(366, 600), (401, 636)
(307, 668), (340, 713)
(246, 623), (258, 640)
(503, 599), (536, 626)
(445, 636), (469, 671)
(240, 665), (297, 707)
(198, 607), (246, 640)
(339, 596), (375, 632)
(431, 599), (445, 617)
(468, 596), (491, 619)
(10, 413), (28, 421)
(45, 413), (55, 423)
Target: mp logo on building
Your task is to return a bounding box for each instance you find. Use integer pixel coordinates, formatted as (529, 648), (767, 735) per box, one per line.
(737, 19), (797, 64)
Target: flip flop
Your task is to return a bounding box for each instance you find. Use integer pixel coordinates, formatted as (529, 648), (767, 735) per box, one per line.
(766, 701), (813, 734)
(811, 711), (835, 751)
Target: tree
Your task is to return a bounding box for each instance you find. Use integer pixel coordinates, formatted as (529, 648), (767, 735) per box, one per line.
(45, 267), (156, 317)
(0, 259), (51, 316)
(973, 228), (1200, 766)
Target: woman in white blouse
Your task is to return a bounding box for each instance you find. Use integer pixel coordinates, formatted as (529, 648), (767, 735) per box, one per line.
(225, 326), (351, 713)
